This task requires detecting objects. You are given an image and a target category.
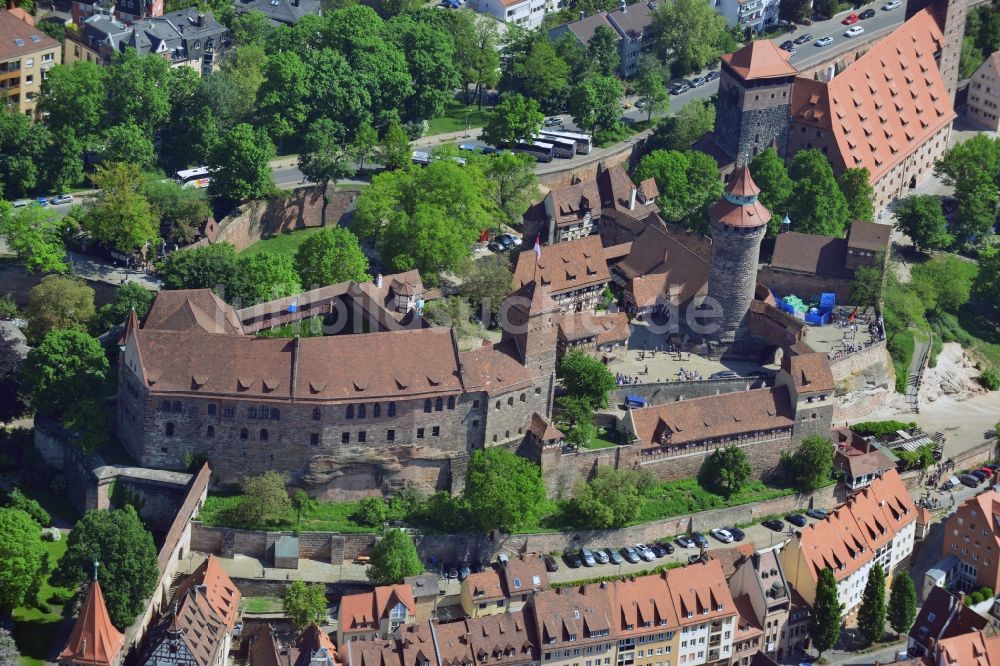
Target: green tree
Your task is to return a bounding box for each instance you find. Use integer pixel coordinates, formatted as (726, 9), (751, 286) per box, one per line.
(557, 349), (616, 408)
(857, 562), (887, 645)
(352, 120), (379, 171)
(237, 253), (302, 303)
(294, 226), (370, 288)
(483, 151), (538, 226)
(779, 0), (810, 22)
(257, 50), (309, 141)
(788, 149), (850, 237)
(469, 19), (501, 109)
(465, 448), (546, 532)
(84, 162), (158, 253)
(973, 247), (1000, 310)
(653, 0), (736, 76)
(202, 46), (268, 128)
(105, 49), (173, 132)
(634, 57), (669, 123)
(648, 99), (715, 152)
(558, 394), (598, 448)
(461, 253), (514, 317)
(634, 149), (723, 232)
(838, 168), (875, 222)
(44, 126), (85, 194)
(0, 107), (49, 197)
(91, 282), (156, 334)
(231, 9), (271, 45)
(20, 328), (107, 418)
(158, 242), (241, 295)
(298, 118), (357, 225)
(911, 256), (974, 314)
(389, 15), (459, 120)
(499, 32), (570, 112)
(101, 123), (155, 168)
(354, 496), (389, 526)
(24, 275), (96, 345)
(240, 471), (292, 528)
(749, 148), (793, 234)
(569, 73), (624, 141)
(38, 61), (107, 145)
(894, 195), (952, 251)
(850, 260), (886, 311)
(933, 134), (1000, 247)
(208, 123), (276, 203)
(481, 93), (544, 148)
(0, 333), (27, 424)
(810, 568), (843, 657)
(698, 446), (751, 498)
(142, 179), (212, 245)
(813, 0), (837, 17)
(377, 120), (412, 171)
(575, 468), (640, 528)
(886, 571), (916, 636)
(291, 489), (316, 527)
(780, 435), (834, 492)
(283, 581), (328, 630)
(367, 528), (423, 585)
(0, 508), (45, 615)
(5, 488), (51, 527)
(587, 25), (620, 77)
(55, 506), (158, 628)
(0, 203), (68, 273)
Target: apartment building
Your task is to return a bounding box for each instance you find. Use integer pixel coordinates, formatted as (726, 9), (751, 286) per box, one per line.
(549, 2), (658, 77)
(715, 0), (780, 34)
(462, 570), (507, 618)
(781, 469), (916, 615)
(967, 52), (1000, 131)
(728, 550), (790, 663)
(0, 7), (60, 119)
(942, 489), (1000, 594)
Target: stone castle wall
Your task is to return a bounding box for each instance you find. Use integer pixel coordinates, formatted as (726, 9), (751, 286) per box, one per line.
(708, 219), (768, 343)
(610, 377), (755, 408)
(828, 341), (895, 421)
(756, 267), (853, 304)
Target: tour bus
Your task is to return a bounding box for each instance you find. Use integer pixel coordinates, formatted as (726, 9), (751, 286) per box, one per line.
(412, 150), (467, 166)
(535, 135), (575, 158)
(538, 129), (592, 154)
(175, 167), (212, 189)
(511, 141), (553, 163)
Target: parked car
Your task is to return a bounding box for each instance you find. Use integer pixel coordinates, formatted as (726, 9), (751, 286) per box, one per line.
(606, 548), (624, 565)
(544, 555), (559, 572)
(882, 0), (901, 8)
(960, 474), (981, 488)
(705, 71), (720, 82)
(650, 543), (669, 558)
(580, 548), (597, 567)
(762, 519), (785, 532)
(51, 194), (74, 205)
(675, 535), (696, 549)
(690, 77), (707, 88)
(36, 197), (48, 206)
(669, 82), (690, 95)
(12, 200), (29, 208)
(779, 40), (795, 51)
(711, 528), (734, 544)
(621, 546), (641, 563)
(727, 527), (746, 542)
(842, 13), (859, 24)
(635, 543), (656, 562)
(594, 548), (610, 564)
(786, 514), (808, 528)
(687, 553), (704, 565)
(859, 8), (876, 18)
(794, 32), (814, 44)
(487, 241), (505, 252)
(497, 233), (522, 247)
(971, 470), (989, 483)
(544, 117), (562, 127)
(845, 25), (865, 37)
(710, 370), (739, 379)
(564, 549), (583, 568)
(658, 541), (675, 554)
(806, 508), (829, 520)
(815, 36), (834, 46)
(980, 467), (995, 479)
(692, 532), (709, 548)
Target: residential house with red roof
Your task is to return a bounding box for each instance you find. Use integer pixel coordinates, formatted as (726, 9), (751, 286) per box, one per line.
(247, 622), (340, 666)
(942, 489), (1000, 594)
(780, 469), (916, 614)
(337, 584), (417, 646)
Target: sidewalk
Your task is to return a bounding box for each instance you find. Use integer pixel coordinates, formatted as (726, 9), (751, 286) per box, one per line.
(68, 251), (162, 290)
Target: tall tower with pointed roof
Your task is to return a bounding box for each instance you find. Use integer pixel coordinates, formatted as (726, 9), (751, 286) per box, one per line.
(59, 579), (125, 666)
(706, 166), (771, 352)
(715, 40), (799, 167)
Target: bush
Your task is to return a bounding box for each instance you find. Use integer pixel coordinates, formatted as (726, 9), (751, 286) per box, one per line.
(852, 420), (918, 439)
(980, 367), (1000, 391)
(354, 497), (388, 527)
(6, 488), (51, 527)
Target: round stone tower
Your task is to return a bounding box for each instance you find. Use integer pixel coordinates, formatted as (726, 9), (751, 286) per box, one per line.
(706, 165), (771, 350)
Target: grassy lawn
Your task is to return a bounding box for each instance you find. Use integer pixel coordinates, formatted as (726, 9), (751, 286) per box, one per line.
(13, 537), (74, 666)
(240, 595), (284, 613)
(240, 226), (329, 258)
(578, 427), (620, 450)
(426, 99), (494, 136)
(200, 494), (381, 533)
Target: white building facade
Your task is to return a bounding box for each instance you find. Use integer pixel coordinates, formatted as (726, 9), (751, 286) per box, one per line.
(478, 0), (547, 29)
(715, 0), (780, 34)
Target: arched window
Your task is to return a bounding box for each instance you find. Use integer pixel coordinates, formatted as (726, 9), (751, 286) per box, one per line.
(240, 428), (249, 440)
(447, 396), (456, 410)
(519, 393), (526, 402)
(507, 397), (514, 406)
(313, 407), (321, 421)
(346, 404), (354, 419)
(435, 397), (443, 412)
(505, 430), (510, 438)
(387, 402), (396, 417)
(373, 403), (381, 418)
(165, 422), (175, 437)
(206, 425), (214, 438)
(270, 408), (280, 421)
(424, 399), (432, 413)
(358, 404), (366, 418)
(260, 428), (269, 441)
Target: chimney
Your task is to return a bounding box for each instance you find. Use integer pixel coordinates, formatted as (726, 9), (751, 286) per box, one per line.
(377, 273), (383, 288)
(197, 12), (204, 26)
(629, 187), (636, 210)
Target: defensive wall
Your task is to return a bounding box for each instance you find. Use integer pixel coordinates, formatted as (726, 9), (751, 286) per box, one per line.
(609, 376), (757, 408)
(828, 340), (895, 421)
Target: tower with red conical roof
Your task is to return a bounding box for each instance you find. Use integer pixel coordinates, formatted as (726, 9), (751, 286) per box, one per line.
(706, 165), (771, 352)
(58, 578), (125, 666)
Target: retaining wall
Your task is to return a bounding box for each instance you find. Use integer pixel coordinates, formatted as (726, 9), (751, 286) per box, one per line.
(829, 340), (894, 422)
(610, 377), (755, 408)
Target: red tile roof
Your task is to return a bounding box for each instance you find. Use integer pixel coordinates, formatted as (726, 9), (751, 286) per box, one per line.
(789, 9), (956, 183)
(59, 580), (125, 666)
(249, 623), (341, 666)
(615, 225), (709, 307)
(663, 559), (736, 625)
(728, 165), (762, 197)
(465, 571), (505, 601)
(721, 40), (798, 80)
(341, 584), (415, 635)
(709, 174), (772, 229)
(936, 631), (1000, 666)
(846, 221), (892, 252)
(432, 613), (537, 666)
(0, 9), (58, 59)
(769, 233), (852, 278)
(529, 412), (563, 441)
(513, 235), (610, 297)
(783, 352), (835, 395)
(548, 180), (601, 227)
